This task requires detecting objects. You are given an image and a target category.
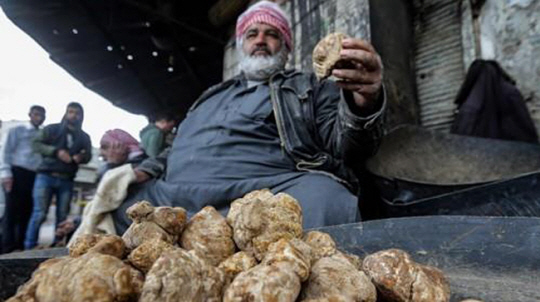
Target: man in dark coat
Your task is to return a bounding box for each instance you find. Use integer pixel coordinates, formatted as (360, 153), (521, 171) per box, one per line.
(24, 102), (92, 249)
(451, 59), (538, 143)
(113, 0), (385, 231)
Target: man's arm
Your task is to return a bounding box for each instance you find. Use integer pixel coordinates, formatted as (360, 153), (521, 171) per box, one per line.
(73, 134), (92, 164)
(33, 127), (73, 164)
(337, 89), (386, 170)
(314, 38), (385, 170)
(0, 127), (19, 191)
(133, 146), (170, 183)
(314, 78), (385, 169)
(32, 127), (57, 157)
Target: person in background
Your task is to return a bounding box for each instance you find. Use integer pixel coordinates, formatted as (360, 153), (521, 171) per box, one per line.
(24, 102), (92, 249)
(451, 59), (538, 143)
(139, 112), (176, 157)
(113, 0), (385, 233)
(99, 129), (147, 178)
(0, 105), (46, 253)
(53, 129), (146, 246)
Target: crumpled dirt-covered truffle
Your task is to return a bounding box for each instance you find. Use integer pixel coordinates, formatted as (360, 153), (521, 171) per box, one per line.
(128, 238), (175, 273)
(7, 252), (144, 302)
(69, 233), (126, 259)
(126, 200), (154, 222)
(224, 239), (312, 302)
(180, 206), (235, 266)
(261, 238), (313, 282)
(223, 262), (300, 302)
(227, 190), (303, 260)
(152, 206), (187, 236)
(362, 249), (450, 302)
(303, 231), (337, 262)
(301, 252), (376, 302)
(312, 32), (354, 80)
(122, 201), (187, 250)
(218, 251), (258, 279)
(227, 189), (274, 226)
(140, 248), (226, 302)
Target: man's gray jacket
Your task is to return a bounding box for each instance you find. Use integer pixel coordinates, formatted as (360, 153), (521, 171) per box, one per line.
(138, 69), (385, 192)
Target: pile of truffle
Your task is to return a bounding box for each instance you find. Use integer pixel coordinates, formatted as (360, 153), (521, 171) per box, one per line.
(8, 189), (451, 302)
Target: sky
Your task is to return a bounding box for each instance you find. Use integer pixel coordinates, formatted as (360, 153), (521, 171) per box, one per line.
(0, 9), (148, 147)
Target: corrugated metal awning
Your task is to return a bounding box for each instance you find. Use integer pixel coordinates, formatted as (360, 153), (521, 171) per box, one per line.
(414, 0), (465, 131)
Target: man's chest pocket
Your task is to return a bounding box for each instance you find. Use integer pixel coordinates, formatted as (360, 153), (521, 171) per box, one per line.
(235, 98), (274, 122)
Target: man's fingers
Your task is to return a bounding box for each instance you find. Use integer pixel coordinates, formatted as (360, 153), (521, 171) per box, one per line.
(339, 49), (380, 71)
(335, 82), (381, 95)
(342, 38), (375, 53)
(332, 68), (380, 84)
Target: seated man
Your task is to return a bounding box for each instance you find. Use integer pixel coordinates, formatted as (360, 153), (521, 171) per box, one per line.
(98, 129), (147, 179)
(113, 0), (385, 232)
(54, 129), (147, 245)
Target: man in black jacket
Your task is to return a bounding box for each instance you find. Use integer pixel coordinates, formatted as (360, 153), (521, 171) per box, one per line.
(24, 102), (92, 249)
(114, 0), (385, 231)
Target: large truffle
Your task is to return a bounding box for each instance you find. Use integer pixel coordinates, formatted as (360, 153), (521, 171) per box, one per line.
(180, 206), (235, 266)
(227, 190), (303, 260)
(223, 262), (301, 302)
(224, 238), (312, 302)
(312, 32), (354, 80)
(218, 251), (258, 279)
(362, 249), (450, 302)
(8, 252), (144, 302)
(303, 231), (337, 262)
(128, 238), (175, 273)
(261, 238), (313, 281)
(122, 201), (187, 250)
(140, 248), (227, 302)
(301, 252), (376, 302)
(69, 233), (126, 259)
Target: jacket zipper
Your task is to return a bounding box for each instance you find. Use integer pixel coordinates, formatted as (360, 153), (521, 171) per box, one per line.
(269, 76), (287, 153)
(270, 74), (353, 190)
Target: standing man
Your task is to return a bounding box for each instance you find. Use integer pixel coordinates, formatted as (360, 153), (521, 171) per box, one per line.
(24, 102), (91, 249)
(114, 0), (385, 231)
(139, 113), (176, 157)
(0, 105), (46, 253)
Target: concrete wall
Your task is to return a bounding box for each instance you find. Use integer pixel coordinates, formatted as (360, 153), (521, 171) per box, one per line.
(460, 0), (478, 76)
(286, 0), (370, 71)
(369, 0), (419, 128)
(464, 0), (540, 132)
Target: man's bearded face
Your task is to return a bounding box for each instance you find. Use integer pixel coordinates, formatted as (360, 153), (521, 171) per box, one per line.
(238, 23), (289, 81)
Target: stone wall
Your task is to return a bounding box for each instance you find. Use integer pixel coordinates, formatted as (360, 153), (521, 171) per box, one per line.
(285, 0), (370, 71)
(370, 0), (418, 127)
(464, 0), (540, 133)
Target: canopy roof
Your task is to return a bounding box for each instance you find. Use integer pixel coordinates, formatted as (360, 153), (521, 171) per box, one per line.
(1, 0), (242, 120)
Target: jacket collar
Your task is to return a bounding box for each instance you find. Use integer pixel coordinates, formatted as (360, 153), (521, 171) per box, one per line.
(234, 69), (302, 83)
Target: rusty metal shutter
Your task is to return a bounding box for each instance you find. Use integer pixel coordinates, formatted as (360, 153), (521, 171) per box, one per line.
(414, 0), (465, 131)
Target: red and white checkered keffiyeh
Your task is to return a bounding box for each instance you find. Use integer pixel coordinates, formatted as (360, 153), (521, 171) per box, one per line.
(236, 1), (292, 50)
(100, 129), (142, 154)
